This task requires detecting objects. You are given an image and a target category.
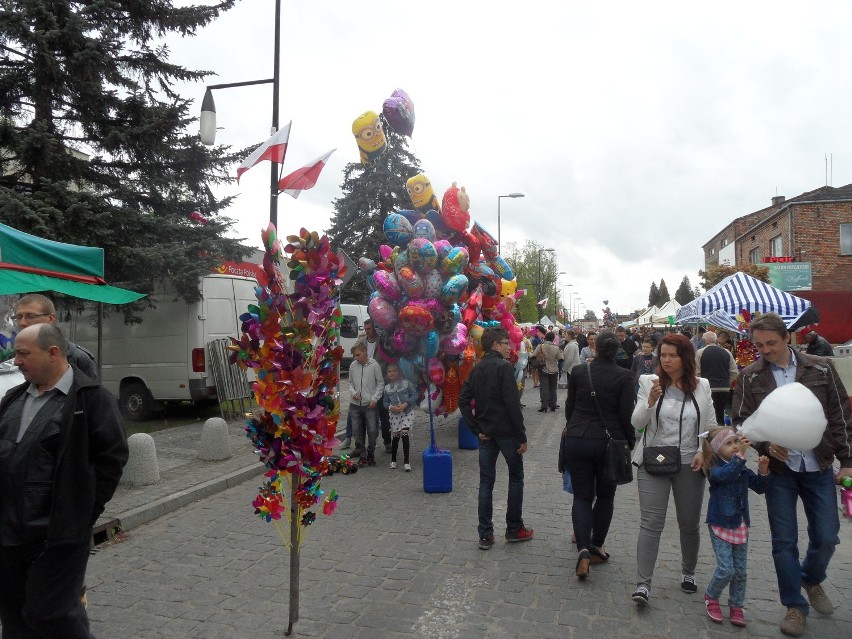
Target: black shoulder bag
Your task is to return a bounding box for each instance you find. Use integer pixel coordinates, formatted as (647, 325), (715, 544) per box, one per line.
(587, 364), (633, 485)
(642, 388), (700, 476)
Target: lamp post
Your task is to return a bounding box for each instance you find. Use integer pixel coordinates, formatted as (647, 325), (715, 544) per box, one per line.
(497, 192), (524, 253)
(200, 0), (282, 228)
(536, 248), (555, 321)
(561, 283), (573, 321)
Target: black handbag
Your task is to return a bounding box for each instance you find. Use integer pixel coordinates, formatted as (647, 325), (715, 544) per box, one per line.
(642, 389), (699, 476)
(587, 365), (633, 485)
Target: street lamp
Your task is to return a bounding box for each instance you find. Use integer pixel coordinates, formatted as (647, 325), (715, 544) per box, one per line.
(561, 283), (573, 321)
(199, 0), (282, 228)
(536, 248), (555, 321)
(497, 192), (525, 252)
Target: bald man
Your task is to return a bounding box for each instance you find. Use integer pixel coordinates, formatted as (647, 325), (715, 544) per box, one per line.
(0, 324), (128, 637)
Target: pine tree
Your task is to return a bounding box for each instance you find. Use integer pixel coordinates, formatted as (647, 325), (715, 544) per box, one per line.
(326, 122), (424, 303)
(674, 275), (695, 305)
(0, 1), (249, 308)
(648, 282), (659, 307)
(657, 279), (671, 304)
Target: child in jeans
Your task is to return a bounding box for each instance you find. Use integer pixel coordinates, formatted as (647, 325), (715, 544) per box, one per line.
(382, 362), (418, 471)
(348, 344), (384, 466)
(700, 426), (770, 627)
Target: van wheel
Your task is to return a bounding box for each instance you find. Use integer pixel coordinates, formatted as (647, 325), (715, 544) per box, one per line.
(120, 382), (154, 421)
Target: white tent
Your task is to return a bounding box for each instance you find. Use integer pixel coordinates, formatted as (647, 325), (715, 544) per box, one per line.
(651, 300), (682, 324)
(636, 305), (658, 326)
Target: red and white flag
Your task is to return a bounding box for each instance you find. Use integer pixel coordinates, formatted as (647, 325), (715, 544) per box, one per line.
(278, 148), (336, 199)
(537, 297), (549, 308)
(236, 122), (291, 183)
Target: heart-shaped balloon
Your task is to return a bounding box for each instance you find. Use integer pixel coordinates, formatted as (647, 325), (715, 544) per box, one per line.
(398, 304), (434, 336)
(382, 88), (415, 137)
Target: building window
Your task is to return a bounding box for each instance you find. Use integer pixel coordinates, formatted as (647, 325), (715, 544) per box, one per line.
(710, 247), (716, 255)
(770, 234), (783, 256)
(722, 238), (729, 247)
(749, 247), (761, 263)
(842, 223), (852, 255)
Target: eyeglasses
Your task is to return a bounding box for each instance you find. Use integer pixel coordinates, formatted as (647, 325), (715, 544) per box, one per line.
(13, 313), (51, 323)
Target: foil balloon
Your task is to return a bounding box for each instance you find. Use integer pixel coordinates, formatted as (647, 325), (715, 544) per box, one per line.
(422, 330), (439, 359)
(382, 88), (415, 137)
(352, 111), (387, 164)
(412, 218), (436, 242)
(407, 237), (438, 274)
(368, 296), (397, 331)
(397, 265), (425, 299)
(391, 327), (417, 353)
(373, 269), (402, 301)
(458, 230), (481, 263)
(434, 239), (452, 260)
(440, 246), (469, 276)
(423, 269), (444, 299)
(428, 357), (445, 385)
(358, 256), (377, 273)
(397, 357), (419, 385)
(435, 309), (456, 334)
(420, 383), (443, 414)
(406, 173), (440, 214)
(409, 297), (442, 315)
(440, 323), (468, 355)
(440, 182), (471, 233)
(398, 303), (434, 336)
(490, 254), (514, 280)
(379, 244), (394, 261)
(443, 363), (461, 413)
(384, 213), (413, 248)
(440, 274), (469, 306)
(458, 345), (475, 384)
(471, 222), (498, 259)
(467, 260), (495, 280)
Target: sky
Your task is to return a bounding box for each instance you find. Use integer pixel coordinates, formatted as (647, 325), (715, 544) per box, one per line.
(166, 0), (852, 318)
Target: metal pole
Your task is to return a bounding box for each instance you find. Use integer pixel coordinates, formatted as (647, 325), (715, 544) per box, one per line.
(285, 476), (300, 635)
(270, 0), (282, 228)
(497, 197), (501, 253)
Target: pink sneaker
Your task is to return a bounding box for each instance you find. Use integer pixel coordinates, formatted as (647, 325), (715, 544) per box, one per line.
(730, 606), (746, 627)
(704, 595), (723, 623)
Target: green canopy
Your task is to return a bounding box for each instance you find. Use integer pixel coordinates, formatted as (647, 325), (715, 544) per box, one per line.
(0, 222), (145, 304)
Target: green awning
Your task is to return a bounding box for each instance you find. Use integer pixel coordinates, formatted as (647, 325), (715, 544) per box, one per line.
(0, 269), (144, 304)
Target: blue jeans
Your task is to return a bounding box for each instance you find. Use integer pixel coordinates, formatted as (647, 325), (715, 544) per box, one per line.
(706, 526), (748, 607)
(478, 435), (525, 538)
(350, 404), (378, 458)
(764, 467), (839, 612)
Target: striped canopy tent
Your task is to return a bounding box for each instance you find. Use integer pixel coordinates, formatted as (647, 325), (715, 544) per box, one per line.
(676, 272), (818, 330)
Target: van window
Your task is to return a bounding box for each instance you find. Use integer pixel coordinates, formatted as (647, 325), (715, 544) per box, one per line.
(340, 315), (359, 338)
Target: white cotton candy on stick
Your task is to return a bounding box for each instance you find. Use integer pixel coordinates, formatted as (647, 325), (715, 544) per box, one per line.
(739, 382), (827, 450)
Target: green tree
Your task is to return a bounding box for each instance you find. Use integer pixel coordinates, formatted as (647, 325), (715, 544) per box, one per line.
(503, 240), (559, 322)
(674, 275), (695, 305)
(326, 123), (423, 303)
(648, 281), (659, 307)
(698, 263), (771, 290)
(0, 1), (250, 309)
(584, 309), (597, 321)
(657, 279), (671, 304)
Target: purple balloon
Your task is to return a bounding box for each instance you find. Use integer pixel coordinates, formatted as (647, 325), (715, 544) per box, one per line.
(382, 88), (415, 137)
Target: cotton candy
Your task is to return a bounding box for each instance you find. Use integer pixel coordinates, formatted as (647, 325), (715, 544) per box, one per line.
(739, 382), (827, 450)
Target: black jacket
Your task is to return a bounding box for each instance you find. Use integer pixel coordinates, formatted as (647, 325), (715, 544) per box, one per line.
(563, 362), (635, 445)
(0, 367), (128, 544)
(459, 351), (526, 443)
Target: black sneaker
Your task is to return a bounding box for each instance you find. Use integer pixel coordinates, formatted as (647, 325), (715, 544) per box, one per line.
(680, 574), (698, 593)
(632, 586), (649, 605)
(505, 524), (534, 543)
(478, 535), (495, 550)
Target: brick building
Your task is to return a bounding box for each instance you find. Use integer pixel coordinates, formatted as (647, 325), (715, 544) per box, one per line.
(701, 184), (852, 342)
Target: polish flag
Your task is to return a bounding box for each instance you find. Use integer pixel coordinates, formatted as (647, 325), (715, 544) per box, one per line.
(278, 149), (336, 199)
(236, 122), (291, 183)
(537, 297), (549, 308)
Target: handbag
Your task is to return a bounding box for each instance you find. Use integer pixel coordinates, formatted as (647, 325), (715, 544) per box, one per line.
(587, 364), (633, 485)
(642, 389), (700, 476)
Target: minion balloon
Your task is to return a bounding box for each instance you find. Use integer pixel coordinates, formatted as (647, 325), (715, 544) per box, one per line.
(406, 173), (441, 215)
(352, 111), (387, 164)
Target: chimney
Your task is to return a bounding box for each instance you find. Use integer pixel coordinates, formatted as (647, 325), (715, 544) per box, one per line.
(771, 195), (786, 206)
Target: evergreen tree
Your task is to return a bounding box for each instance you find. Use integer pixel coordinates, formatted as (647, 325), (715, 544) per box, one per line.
(657, 279), (671, 304)
(698, 263), (770, 290)
(674, 275), (695, 305)
(648, 281), (659, 307)
(326, 122), (423, 303)
(0, 1), (249, 309)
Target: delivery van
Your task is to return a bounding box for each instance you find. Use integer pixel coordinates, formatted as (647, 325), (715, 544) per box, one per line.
(339, 303), (370, 369)
(62, 274), (258, 420)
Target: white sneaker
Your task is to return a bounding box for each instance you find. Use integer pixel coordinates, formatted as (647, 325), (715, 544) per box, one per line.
(390, 461), (397, 469)
(404, 463), (412, 472)
(341, 437), (351, 449)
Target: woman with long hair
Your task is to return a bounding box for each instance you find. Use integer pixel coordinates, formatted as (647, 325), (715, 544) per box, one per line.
(559, 330), (635, 579)
(629, 333), (717, 605)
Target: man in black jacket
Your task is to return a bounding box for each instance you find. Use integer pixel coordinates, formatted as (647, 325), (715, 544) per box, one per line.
(0, 324), (128, 637)
(800, 327), (834, 357)
(459, 327), (533, 550)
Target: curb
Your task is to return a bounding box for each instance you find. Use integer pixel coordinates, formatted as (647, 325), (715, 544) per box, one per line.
(115, 463), (266, 532)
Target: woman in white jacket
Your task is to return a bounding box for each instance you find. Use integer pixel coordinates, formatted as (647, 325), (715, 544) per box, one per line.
(630, 333), (717, 606)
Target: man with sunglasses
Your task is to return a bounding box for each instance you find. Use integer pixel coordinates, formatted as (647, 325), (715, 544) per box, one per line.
(12, 294), (98, 380)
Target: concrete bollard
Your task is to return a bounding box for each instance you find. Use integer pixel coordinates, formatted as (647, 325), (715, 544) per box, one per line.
(121, 433), (160, 486)
(198, 417), (232, 461)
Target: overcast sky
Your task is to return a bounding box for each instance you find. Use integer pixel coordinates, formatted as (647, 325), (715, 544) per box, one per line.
(168, 0), (852, 317)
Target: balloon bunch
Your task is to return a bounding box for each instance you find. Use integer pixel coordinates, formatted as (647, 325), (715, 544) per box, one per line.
(359, 179), (524, 416)
(228, 225), (346, 546)
(601, 305), (616, 328)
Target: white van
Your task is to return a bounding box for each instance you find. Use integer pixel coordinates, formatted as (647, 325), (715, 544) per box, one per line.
(339, 303), (370, 369)
(63, 274), (258, 420)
